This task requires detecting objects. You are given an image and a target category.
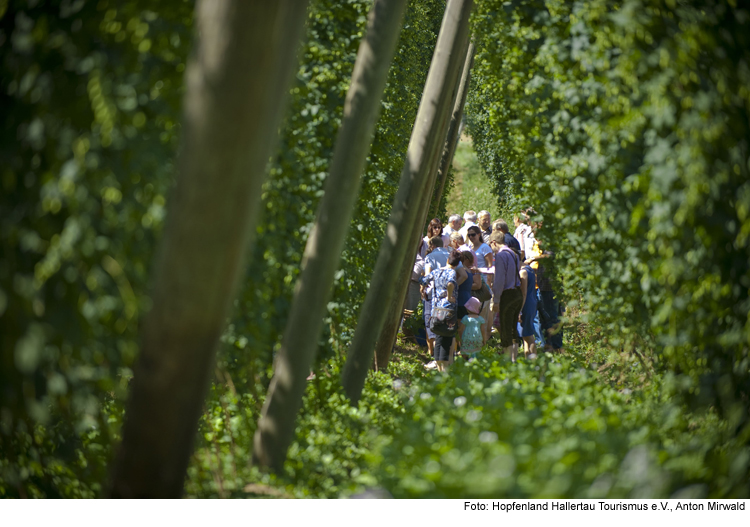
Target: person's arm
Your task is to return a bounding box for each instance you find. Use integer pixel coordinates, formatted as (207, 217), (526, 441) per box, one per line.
(483, 249), (493, 268)
(519, 268), (528, 311)
(446, 282), (455, 303)
(471, 273), (481, 290)
(491, 252), (505, 313)
(456, 266), (467, 286)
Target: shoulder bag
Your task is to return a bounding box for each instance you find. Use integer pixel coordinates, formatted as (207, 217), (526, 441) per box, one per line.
(430, 305), (458, 336)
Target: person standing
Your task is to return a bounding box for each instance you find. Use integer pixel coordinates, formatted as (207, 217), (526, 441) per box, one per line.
(466, 225), (494, 342)
(478, 210), (492, 244)
(528, 240), (564, 352)
(420, 250), (461, 372)
(458, 296), (485, 361)
(518, 261), (538, 358)
(513, 213), (531, 257)
(449, 231), (465, 253)
(406, 238), (426, 313)
(442, 214), (462, 236)
(466, 225), (494, 269)
(421, 218), (450, 258)
(459, 210), (478, 241)
(490, 231), (523, 361)
(422, 237), (451, 367)
(493, 219), (521, 253)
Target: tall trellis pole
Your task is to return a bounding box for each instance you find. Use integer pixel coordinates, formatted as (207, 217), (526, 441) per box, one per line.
(108, 0), (310, 497)
(251, 0), (409, 473)
(373, 40), (475, 370)
(342, 0), (474, 403)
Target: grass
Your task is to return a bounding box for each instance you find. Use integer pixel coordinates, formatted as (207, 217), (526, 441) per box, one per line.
(443, 135), (507, 224)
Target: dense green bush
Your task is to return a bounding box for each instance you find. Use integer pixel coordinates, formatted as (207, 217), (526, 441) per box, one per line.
(467, 0), (750, 447)
(188, 334), (747, 498)
(4, 0), (746, 500)
(222, 0), (446, 397)
(373, 351), (745, 497)
(0, 0), (191, 497)
(0, 0), (447, 496)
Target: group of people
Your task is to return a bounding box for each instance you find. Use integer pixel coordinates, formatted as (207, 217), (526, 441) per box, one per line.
(407, 210), (564, 372)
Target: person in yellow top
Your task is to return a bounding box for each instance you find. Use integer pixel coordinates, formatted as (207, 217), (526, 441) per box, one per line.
(524, 237), (563, 352)
(523, 238), (546, 349)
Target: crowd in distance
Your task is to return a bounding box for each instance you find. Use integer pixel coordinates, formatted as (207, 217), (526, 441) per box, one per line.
(407, 210), (564, 372)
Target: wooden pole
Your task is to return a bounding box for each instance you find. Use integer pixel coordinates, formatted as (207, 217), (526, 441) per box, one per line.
(342, 0), (474, 404)
(430, 42), (475, 218)
(108, 0), (309, 497)
(251, 0), (408, 474)
(373, 38), (471, 370)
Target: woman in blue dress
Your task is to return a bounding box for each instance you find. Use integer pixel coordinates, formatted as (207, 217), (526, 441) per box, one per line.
(419, 250), (461, 372)
(519, 262), (538, 358)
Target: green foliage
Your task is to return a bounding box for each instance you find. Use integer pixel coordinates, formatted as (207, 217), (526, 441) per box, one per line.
(1, 0), (446, 497)
(187, 331), (748, 499)
(4, 0), (746, 500)
(467, 0), (750, 449)
(220, 0), (446, 399)
(0, 0), (191, 497)
(443, 136), (507, 221)
(401, 299), (424, 336)
(372, 351), (746, 498)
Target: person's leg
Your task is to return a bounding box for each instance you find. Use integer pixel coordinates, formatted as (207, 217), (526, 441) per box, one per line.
(541, 290), (563, 350)
(479, 300), (492, 343)
(499, 289), (522, 361)
(520, 299), (538, 357)
(538, 290), (554, 351)
(424, 300), (436, 359)
(522, 335), (536, 356)
(533, 293), (545, 347)
(435, 335), (452, 372)
(509, 289), (524, 362)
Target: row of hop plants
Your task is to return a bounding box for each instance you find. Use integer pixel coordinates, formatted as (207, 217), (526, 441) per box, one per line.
(188, 332), (742, 498)
(0, 0), (449, 497)
(465, 0), (750, 495)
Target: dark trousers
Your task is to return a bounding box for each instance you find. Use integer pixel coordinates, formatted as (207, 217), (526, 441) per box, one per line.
(538, 289), (563, 349)
(498, 287), (523, 348)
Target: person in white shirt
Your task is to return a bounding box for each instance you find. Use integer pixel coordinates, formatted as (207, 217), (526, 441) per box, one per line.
(513, 212), (531, 257)
(458, 210), (477, 240)
(442, 214), (462, 236)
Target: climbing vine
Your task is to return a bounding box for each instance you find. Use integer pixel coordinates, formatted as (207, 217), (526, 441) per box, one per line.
(467, 0), (750, 444)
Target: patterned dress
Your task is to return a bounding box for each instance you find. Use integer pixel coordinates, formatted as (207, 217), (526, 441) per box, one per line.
(461, 315), (485, 357)
(420, 267), (457, 313)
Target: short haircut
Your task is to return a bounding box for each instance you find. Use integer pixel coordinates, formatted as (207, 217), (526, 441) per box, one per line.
(494, 219), (510, 233)
(447, 249), (461, 267)
(450, 231), (464, 242)
(478, 210), (490, 219)
(429, 236), (444, 248)
(464, 210), (477, 223)
(448, 214), (461, 224)
(489, 231), (506, 245)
